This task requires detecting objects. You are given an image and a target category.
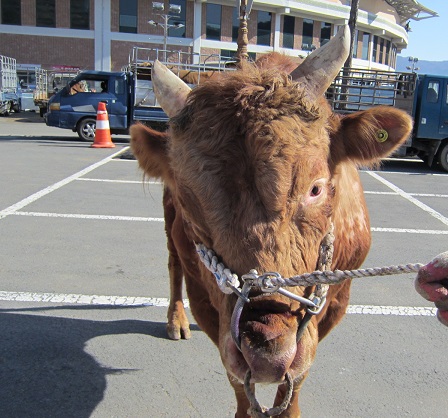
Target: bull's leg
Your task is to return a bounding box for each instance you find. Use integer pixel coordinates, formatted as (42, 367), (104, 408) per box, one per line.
(183, 272), (220, 344)
(316, 280), (351, 341)
(228, 375), (251, 418)
(166, 250), (191, 340)
(163, 186), (191, 340)
(170, 205), (221, 344)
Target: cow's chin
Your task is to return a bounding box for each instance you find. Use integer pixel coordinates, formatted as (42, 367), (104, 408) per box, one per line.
(221, 323), (318, 385)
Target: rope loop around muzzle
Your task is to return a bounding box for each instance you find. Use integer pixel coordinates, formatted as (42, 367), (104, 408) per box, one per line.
(244, 371), (294, 418)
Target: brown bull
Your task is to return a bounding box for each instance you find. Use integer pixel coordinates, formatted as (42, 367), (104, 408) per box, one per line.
(131, 26), (413, 417)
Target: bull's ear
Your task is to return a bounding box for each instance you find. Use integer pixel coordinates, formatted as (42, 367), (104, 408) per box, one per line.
(331, 106), (413, 166)
(130, 123), (173, 184)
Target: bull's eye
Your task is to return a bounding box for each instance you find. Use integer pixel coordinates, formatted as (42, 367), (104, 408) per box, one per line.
(310, 185), (322, 197)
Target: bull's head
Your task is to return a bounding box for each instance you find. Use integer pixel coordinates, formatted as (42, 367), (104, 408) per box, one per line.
(131, 25), (412, 415)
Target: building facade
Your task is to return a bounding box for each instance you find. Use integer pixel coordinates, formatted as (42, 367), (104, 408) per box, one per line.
(0, 0), (437, 74)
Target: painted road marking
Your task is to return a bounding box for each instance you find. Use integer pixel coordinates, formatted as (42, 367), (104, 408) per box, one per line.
(371, 227), (448, 234)
(346, 305), (436, 316)
(0, 147), (130, 220)
(0, 291), (437, 317)
(8, 211), (447, 233)
(365, 191), (448, 198)
(76, 178), (163, 185)
(366, 171), (448, 227)
(13, 212), (164, 222)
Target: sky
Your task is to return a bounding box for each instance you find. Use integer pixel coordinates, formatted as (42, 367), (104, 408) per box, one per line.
(398, 0), (448, 61)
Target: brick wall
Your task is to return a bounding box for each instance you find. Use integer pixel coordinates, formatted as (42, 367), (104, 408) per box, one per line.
(56, 0), (71, 28)
(1, 34), (94, 69)
(22, 0), (35, 26)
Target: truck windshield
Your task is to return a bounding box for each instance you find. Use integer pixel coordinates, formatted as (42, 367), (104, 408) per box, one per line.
(427, 81), (439, 103)
(70, 79), (108, 94)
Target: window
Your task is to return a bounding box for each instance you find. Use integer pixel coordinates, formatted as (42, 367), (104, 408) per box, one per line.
(320, 22), (331, 46)
(1, 0), (21, 25)
(302, 19), (314, 49)
(232, 7), (239, 42)
(257, 11), (272, 46)
(352, 30), (358, 58)
(221, 49), (235, 59)
(283, 16), (294, 49)
(70, 0), (90, 29)
(372, 36), (378, 63)
(115, 79), (125, 95)
(69, 78), (108, 94)
(168, 0), (186, 38)
(36, 0), (55, 27)
(390, 44), (397, 67)
(385, 41), (391, 66)
(120, 0), (137, 33)
(379, 38), (384, 63)
(206, 4), (221, 40)
(427, 81), (439, 103)
(361, 32), (370, 60)
(17, 69), (37, 90)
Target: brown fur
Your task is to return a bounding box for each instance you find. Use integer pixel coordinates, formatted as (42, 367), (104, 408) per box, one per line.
(131, 54), (413, 417)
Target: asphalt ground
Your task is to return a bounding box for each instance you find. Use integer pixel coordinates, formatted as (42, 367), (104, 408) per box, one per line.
(0, 112), (447, 418)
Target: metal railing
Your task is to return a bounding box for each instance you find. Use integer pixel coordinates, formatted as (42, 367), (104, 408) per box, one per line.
(122, 47), (236, 108)
(327, 68), (417, 113)
(0, 55), (18, 93)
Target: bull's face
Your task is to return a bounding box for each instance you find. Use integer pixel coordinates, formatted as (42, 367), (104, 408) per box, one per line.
(168, 87), (334, 384)
(131, 25), (413, 389)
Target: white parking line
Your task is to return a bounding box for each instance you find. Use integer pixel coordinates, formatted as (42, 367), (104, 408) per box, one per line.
(366, 171), (448, 227)
(371, 227), (448, 234)
(14, 212), (164, 222)
(365, 191), (448, 198)
(8, 211), (446, 233)
(0, 147), (130, 220)
(76, 178), (142, 184)
(76, 178), (163, 185)
(0, 291), (437, 317)
(0, 291), (174, 307)
(346, 305), (436, 316)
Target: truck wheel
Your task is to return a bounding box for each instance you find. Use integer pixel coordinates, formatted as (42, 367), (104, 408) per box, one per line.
(77, 118), (96, 141)
(437, 141), (448, 172)
(3, 102), (11, 116)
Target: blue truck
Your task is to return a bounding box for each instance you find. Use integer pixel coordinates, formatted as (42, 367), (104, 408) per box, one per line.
(328, 68), (448, 172)
(44, 47), (232, 141)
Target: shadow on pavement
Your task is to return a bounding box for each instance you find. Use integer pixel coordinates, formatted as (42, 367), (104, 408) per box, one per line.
(372, 158), (446, 175)
(0, 112), (43, 123)
(0, 306), (200, 418)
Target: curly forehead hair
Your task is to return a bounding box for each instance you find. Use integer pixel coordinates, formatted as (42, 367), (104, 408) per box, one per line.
(171, 60), (328, 135)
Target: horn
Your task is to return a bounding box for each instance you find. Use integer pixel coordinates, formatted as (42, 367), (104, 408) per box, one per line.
(152, 59), (191, 117)
(290, 25), (350, 97)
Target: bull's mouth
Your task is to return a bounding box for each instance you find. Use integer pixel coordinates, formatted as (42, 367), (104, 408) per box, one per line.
(222, 295), (317, 385)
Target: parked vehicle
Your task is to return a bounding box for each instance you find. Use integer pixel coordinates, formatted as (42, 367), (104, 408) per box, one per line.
(44, 48), (234, 141)
(34, 67), (80, 116)
(0, 55), (20, 116)
(327, 68), (448, 171)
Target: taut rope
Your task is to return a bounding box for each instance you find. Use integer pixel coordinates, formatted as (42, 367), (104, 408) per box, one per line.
(195, 243), (424, 296)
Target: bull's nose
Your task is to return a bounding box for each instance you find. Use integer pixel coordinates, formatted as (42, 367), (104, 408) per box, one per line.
(240, 332), (297, 384)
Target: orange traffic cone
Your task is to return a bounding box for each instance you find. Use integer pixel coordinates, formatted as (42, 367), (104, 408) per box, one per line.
(91, 102), (115, 148)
